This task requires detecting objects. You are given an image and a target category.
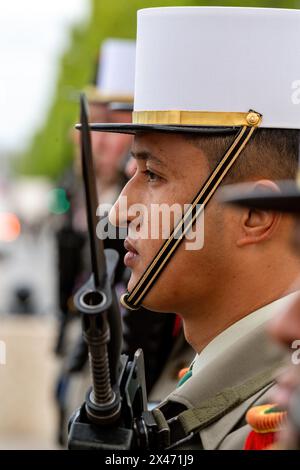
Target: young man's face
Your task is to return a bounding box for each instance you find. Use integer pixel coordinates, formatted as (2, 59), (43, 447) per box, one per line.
(111, 132), (237, 313)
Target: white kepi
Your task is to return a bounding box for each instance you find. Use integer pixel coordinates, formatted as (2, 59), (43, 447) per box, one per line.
(87, 38), (136, 104)
(87, 6), (300, 133)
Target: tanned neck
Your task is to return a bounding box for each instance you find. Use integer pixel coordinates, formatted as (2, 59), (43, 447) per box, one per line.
(180, 256), (300, 354)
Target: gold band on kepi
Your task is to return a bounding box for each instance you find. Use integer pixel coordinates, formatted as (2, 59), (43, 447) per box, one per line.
(79, 110), (261, 135)
(133, 110), (261, 127)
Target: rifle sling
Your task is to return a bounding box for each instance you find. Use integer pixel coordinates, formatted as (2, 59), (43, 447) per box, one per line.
(152, 365), (279, 449)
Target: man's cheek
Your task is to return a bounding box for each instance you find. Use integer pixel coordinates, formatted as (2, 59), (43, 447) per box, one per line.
(139, 238), (161, 263)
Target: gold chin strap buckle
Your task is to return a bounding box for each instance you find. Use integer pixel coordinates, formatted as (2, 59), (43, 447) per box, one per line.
(120, 292), (140, 311)
(246, 111), (262, 127)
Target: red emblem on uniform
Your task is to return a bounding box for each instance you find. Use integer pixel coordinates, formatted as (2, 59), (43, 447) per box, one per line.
(244, 404), (287, 450)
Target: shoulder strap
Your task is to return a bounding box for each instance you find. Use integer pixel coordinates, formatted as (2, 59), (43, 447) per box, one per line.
(177, 367), (276, 436)
(152, 365), (280, 449)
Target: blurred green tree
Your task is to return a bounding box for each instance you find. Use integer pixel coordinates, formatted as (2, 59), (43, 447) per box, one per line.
(18, 0), (299, 178)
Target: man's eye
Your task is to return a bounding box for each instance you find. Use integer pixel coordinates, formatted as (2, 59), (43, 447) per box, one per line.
(143, 169), (161, 183)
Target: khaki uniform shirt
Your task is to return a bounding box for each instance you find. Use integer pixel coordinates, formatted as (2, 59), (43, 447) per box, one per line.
(149, 332), (194, 404)
(156, 292), (298, 449)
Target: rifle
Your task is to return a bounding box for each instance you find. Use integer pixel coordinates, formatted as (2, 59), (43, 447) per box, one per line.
(68, 95), (153, 450)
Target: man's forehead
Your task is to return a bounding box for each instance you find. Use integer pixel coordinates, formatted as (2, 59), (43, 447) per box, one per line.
(131, 133), (179, 168)
(131, 132), (206, 166)
(133, 131), (182, 153)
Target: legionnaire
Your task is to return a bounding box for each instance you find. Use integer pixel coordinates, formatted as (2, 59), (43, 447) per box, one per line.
(85, 38), (136, 204)
(85, 7), (300, 449)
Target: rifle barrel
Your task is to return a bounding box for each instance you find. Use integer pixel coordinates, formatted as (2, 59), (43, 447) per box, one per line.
(80, 94), (107, 289)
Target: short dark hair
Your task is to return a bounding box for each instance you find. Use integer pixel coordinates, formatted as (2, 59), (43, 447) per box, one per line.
(186, 128), (300, 184)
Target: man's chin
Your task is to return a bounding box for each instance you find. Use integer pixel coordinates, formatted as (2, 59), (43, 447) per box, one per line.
(126, 279), (171, 313)
(126, 260), (180, 312)
(127, 272), (138, 293)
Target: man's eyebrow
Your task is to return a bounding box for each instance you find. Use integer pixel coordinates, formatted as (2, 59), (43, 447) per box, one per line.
(130, 150), (166, 167)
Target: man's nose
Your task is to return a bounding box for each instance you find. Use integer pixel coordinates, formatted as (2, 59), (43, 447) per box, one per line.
(108, 179), (136, 228)
(125, 157), (137, 179)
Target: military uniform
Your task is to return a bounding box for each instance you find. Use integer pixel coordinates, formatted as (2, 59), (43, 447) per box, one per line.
(156, 293), (297, 449)
(148, 330), (194, 405)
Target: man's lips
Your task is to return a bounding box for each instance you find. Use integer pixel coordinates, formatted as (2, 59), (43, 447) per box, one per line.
(124, 238), (139, 267)
(124, 238), (139, 255)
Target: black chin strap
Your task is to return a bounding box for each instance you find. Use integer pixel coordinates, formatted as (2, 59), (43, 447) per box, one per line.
(121, 111), (262, 311)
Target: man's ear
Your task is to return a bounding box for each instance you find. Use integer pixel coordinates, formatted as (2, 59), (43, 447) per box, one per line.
(236, 180), (282, 247)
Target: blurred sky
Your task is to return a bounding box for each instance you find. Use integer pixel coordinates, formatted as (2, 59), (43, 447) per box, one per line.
(0, 0), (90, 155)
